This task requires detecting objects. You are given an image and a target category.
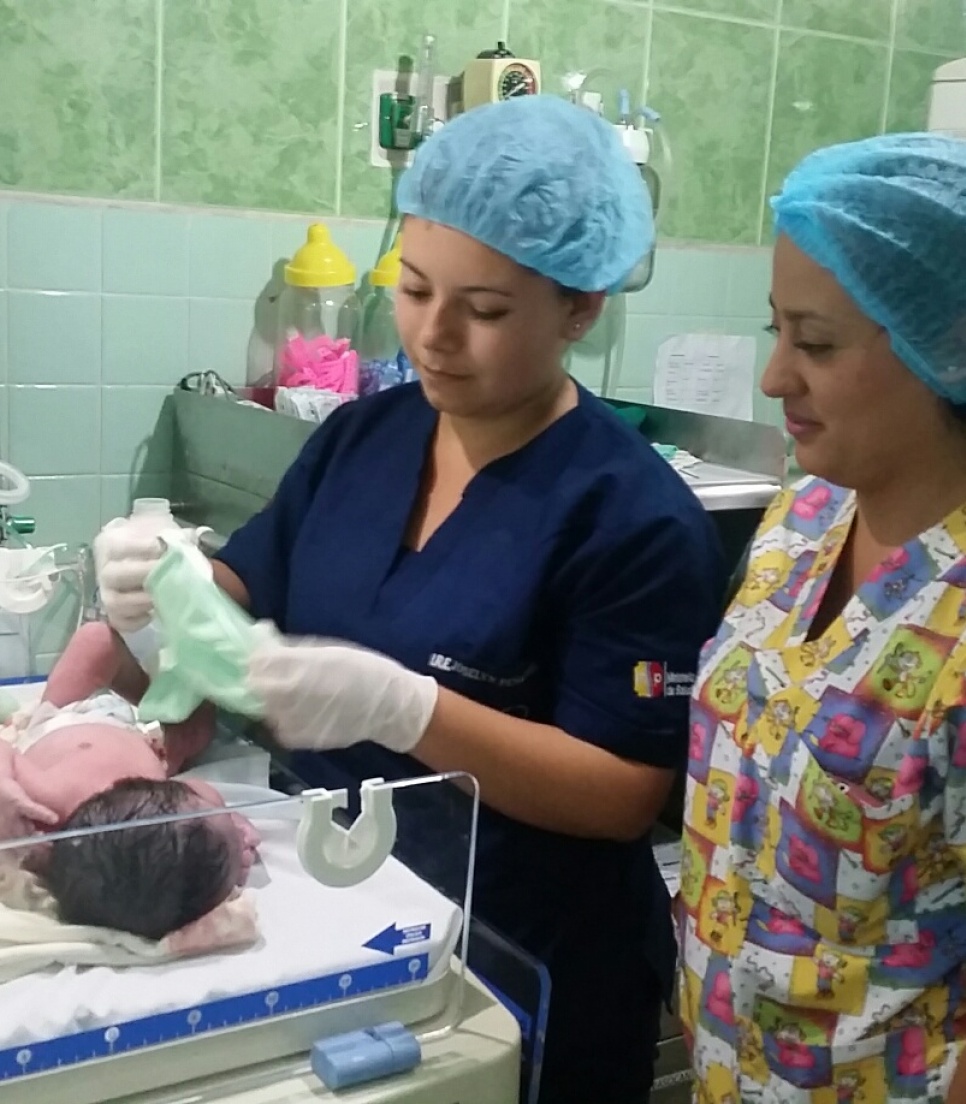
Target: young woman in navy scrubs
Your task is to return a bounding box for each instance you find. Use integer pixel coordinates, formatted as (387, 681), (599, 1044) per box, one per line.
(95, 96), (726, 1102)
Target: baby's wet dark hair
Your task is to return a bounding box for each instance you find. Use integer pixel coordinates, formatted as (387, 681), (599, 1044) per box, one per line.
(44, 777), (235, 941)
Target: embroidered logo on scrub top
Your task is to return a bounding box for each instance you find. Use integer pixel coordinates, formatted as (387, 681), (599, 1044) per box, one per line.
(634, 662), (694, 698)
(427, 653), (536, 688)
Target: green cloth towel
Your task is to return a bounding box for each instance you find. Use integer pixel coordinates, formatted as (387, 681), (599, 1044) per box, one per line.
(138, 543), (267, 724)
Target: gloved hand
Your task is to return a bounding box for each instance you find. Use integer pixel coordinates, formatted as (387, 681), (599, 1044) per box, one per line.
(93, 517), (166, 632)
(247, 633), (438, 755)
(93, 517), (211, 633)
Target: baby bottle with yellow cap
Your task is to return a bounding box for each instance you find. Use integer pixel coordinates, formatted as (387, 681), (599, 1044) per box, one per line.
(357, 238), (407, 395)
(273, 223), (361, 401)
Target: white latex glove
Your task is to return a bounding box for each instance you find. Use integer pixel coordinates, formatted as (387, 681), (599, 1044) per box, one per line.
(93, 517), (163, 631)
(93, 517), (210, 632)
(247, 633), (438, 755)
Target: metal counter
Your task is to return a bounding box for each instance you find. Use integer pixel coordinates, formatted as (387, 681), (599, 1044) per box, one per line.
(678, 459), (780, 511)
(607, 398), (785, 513)
(147, 390), (784, 541)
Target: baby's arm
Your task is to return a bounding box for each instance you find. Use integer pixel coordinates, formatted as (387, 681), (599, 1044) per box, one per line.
(44, 622), (149, 708)
(46, 622), (216, 770)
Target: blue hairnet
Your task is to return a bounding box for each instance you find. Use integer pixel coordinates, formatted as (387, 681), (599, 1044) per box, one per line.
(771, 133), (966, 403)
(396, 95), (653, 294)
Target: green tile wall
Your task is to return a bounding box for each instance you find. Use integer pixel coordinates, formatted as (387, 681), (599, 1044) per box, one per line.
(0, 0), (158, 199)
(1, 0), (961, 242)
(161, 1), (343, 213)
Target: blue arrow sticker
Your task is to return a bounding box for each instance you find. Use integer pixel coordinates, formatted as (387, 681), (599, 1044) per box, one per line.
(364, 922), (432, 956)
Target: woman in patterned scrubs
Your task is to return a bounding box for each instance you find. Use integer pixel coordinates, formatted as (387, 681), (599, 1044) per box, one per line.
(680, 133), (966, 1103)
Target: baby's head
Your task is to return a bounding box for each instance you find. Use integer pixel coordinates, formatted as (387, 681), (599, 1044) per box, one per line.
(43, 778), (242, 940)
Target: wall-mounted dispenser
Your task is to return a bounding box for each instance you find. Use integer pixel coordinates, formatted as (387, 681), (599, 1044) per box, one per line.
(376, 34), (441, 156)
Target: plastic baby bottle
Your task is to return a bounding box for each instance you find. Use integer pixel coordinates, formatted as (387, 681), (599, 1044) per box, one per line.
(125, 497), (186, 541)
(273, 224), (361, 402)
(357, 238), (408, 396)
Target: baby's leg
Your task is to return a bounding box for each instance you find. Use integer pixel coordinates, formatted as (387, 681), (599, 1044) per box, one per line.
(43, 623), (149, 708)
(163, 702), (217, 773)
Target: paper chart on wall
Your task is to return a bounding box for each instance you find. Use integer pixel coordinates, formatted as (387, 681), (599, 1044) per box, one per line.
(652, 334), (756, 421)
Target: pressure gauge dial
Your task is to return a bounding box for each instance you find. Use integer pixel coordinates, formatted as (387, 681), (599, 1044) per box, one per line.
(498, 63), (539, 100)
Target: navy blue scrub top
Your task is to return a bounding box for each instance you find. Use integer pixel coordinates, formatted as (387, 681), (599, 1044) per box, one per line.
(217, 382), (725, 1003)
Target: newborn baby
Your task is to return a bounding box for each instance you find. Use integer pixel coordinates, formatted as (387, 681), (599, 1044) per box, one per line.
(0, 622), (259, 941)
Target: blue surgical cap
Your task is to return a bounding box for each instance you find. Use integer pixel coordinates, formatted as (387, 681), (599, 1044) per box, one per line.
(771, 133), (966, 403)
(396, 95), (653, 294)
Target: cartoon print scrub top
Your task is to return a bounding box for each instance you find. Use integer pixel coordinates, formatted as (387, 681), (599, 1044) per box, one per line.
(680, 477), (966, 1104)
